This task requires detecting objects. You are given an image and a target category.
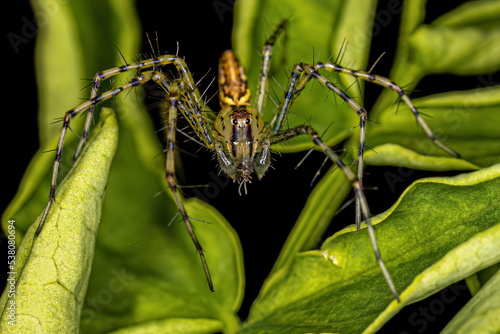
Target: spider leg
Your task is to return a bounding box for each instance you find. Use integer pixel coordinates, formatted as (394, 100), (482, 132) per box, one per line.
(270, 63), (368, 229)
(270, 125), (400, 302)
(37, 70), (171, 238)
(163, 80), (214, 292)
(72, 55), (213, 162)
(255, 19), (288, 115)
(314, 61), (460, 157)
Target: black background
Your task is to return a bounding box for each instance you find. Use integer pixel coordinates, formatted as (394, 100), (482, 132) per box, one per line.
(3, 1), (494, 333)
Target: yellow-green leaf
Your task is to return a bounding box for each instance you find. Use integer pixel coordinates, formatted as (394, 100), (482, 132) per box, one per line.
(409, 1), (500, 75)
(0, 108), (118, 333)
(241, 164), (500, 334)
(366, 85), (500, 168)
(107, 318), (223, 334)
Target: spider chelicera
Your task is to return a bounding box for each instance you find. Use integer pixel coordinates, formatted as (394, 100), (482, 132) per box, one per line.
(35, 20), (458, 302)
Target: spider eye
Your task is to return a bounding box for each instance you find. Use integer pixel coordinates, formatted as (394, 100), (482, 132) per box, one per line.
(232, 119), (238, 125)
(245, 118), (251, 124)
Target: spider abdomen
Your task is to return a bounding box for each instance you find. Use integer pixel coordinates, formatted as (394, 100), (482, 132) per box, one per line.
(218, 50), (251, 106)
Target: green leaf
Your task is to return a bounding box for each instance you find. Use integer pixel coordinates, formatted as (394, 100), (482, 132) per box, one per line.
(107, 318), (223, 334)
(372, 0), (500, 119)
(270, 167), (351, 274)
(442, 269), (500, 333)
(3, 0), (144, 242)
(465, 263), (500, 296)
(0, 108), (119, 333)
(241, 164), (500, 334)
(365, 85), (500, 168)
(409, 1), (500, 75)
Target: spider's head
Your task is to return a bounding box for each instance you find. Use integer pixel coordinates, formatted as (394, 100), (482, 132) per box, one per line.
(214, 104), (271, 195)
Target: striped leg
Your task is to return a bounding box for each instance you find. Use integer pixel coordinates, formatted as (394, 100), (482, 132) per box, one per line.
(72, 55), (213, 163)
(270, 125), (399, 301)
(313, 61), (460, 157)
(270, 63), (368, 229)
(270, 57), (460, 228)
(301, 63), (368, 229)
(163, 81), (213, 292)
(297, 61), (459, 227)
(254, 19), (288, 115)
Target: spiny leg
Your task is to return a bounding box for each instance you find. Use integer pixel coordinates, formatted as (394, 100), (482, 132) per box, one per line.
(269, 62), (368, 229)
(303, 60), (460, 227)
(163, 80), (214, 291)
(270, 57), (461, 228)
(72, 55), (213, 162)
(255, 19), (288, 115)
(301, 63), (368, 229)
(270, 125), (400, 301)
(312, 61), (460, 158)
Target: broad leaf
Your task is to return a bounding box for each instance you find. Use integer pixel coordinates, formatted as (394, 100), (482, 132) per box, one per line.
(366, 85), (500, 168)
(241, 164), (500, 334)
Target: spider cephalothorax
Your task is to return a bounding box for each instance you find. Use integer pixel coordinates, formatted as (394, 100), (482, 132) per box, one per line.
(214, 51), (271, 194)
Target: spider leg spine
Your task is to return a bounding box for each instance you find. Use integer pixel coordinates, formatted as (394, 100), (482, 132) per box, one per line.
(72, 54), (208, 162)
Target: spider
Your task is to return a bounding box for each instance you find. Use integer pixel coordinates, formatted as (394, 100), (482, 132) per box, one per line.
(34, 20), (458, 302)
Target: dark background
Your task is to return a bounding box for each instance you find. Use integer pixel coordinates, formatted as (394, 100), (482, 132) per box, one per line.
(3, 1), (494, 333)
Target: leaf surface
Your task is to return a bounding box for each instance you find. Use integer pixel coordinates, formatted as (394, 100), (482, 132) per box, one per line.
(241, 165), (500, 334)
(0, 109), (118, 333)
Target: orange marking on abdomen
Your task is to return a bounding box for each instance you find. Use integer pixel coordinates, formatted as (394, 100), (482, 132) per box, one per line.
(218, 50), (251, 106)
